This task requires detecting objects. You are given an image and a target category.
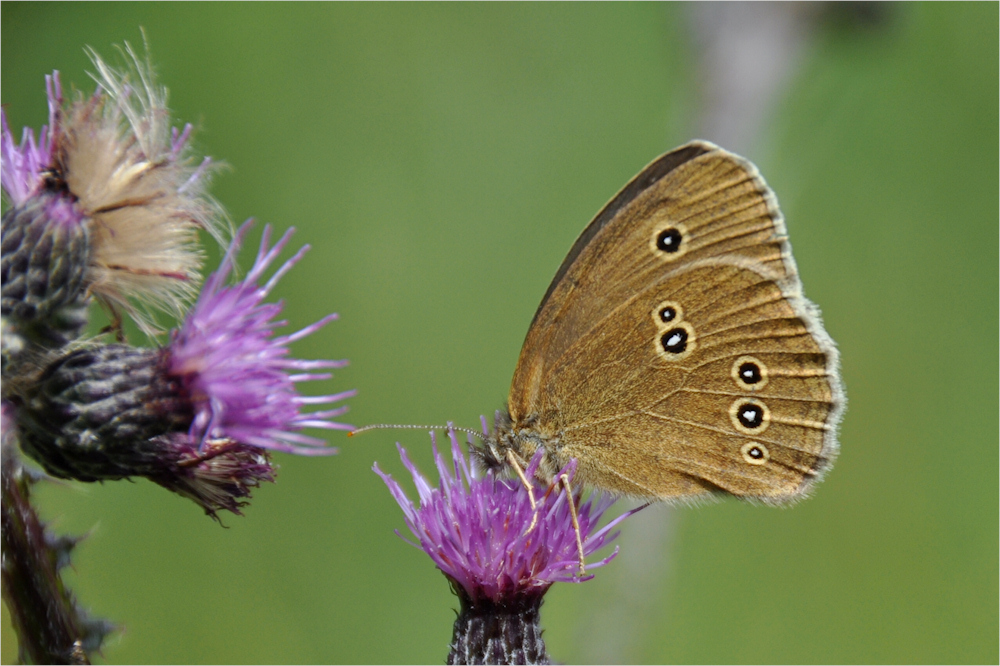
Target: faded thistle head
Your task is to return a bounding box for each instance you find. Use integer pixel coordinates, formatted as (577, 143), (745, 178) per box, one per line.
(1, 42), (225, 341)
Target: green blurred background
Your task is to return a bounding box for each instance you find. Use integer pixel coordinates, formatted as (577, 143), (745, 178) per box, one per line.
(2, 3), (996, 663)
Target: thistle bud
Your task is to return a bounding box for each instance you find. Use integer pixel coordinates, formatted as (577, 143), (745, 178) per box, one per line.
(1, 190), (90, 327)
(17, 343), (190, 482)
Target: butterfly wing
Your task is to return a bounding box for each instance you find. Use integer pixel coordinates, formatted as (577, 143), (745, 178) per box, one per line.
(508, 141), (844, 501)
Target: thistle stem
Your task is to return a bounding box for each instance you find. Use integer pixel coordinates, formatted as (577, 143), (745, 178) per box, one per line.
(1, 446), (91, 665)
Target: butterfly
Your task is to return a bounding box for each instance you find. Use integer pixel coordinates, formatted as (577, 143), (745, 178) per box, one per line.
(360, 141), (844, 568)
(481, 140), (844, 509)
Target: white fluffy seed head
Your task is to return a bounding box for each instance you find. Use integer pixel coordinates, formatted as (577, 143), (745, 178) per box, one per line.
(56, 42), (229, 334)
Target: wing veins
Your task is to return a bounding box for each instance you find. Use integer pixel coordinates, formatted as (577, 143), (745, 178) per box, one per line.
(665, 166), (755, 216)
(676, 194), (773, 237)
(561, 407), (822, 462)
(686, 224), (783, 265)
(572, 455), (663, 497)
(683, 351), (826, 374)
(637, 410), (822, 454)
(691, 199), (777, 237)
(692, 290), (788, 330)
(698, 318), (810, 345)
(676, 387), (832, 404)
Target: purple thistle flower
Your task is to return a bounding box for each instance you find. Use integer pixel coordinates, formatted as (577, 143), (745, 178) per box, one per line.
(2, 72), (91, 337)
(376, 428), (631, 599)
(168, 221), (355, 456)
(376, 427), (640, 664)
(0, 72), (58, 207)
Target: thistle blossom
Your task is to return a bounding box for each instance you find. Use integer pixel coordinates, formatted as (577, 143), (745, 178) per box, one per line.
(376, 429), (631, 600)
(169, 221), (354, 455)
(1, 43), (226, 335)
(2, 72), (90, 337)
(0, 72), (57, 207)
(376, 428), (638, 664)
(145, 434), (277, 518)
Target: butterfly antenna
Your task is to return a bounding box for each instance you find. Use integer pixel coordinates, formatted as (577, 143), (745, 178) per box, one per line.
(349, 423), (487, 442)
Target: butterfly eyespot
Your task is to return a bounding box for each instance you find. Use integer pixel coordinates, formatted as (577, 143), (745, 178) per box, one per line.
(661, 328), (687, 353)
(654, 321), (695, 361)
(740, 442), (770, 465)
(655, 228), (682, 253)
(652, 300), (684, 326)
(649, 222), (689, 261)
(737, 405), (764, 428)
(731, 355), (769, 390)
(729, 399), (771, 434)
(739, 363), (761, 383)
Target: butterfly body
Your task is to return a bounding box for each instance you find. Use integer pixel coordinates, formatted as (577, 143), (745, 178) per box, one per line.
(484, 141), (844, 504)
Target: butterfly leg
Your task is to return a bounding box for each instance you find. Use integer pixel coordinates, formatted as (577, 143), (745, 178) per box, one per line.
(560, 474), (586, 574)
(507, 450), (540, 535)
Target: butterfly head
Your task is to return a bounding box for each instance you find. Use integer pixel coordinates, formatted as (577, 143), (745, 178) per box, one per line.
(472, 409), (519, 474)
(476, 409), (567, 486)
(350, 411), (564, 485)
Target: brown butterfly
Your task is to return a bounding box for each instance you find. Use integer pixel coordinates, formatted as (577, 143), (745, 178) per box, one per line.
(360, 141), (845, 567)
(480, 140), (844, 511)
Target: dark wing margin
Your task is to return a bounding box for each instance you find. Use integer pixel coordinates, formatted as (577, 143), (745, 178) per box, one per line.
(529, 141), (717, 327)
